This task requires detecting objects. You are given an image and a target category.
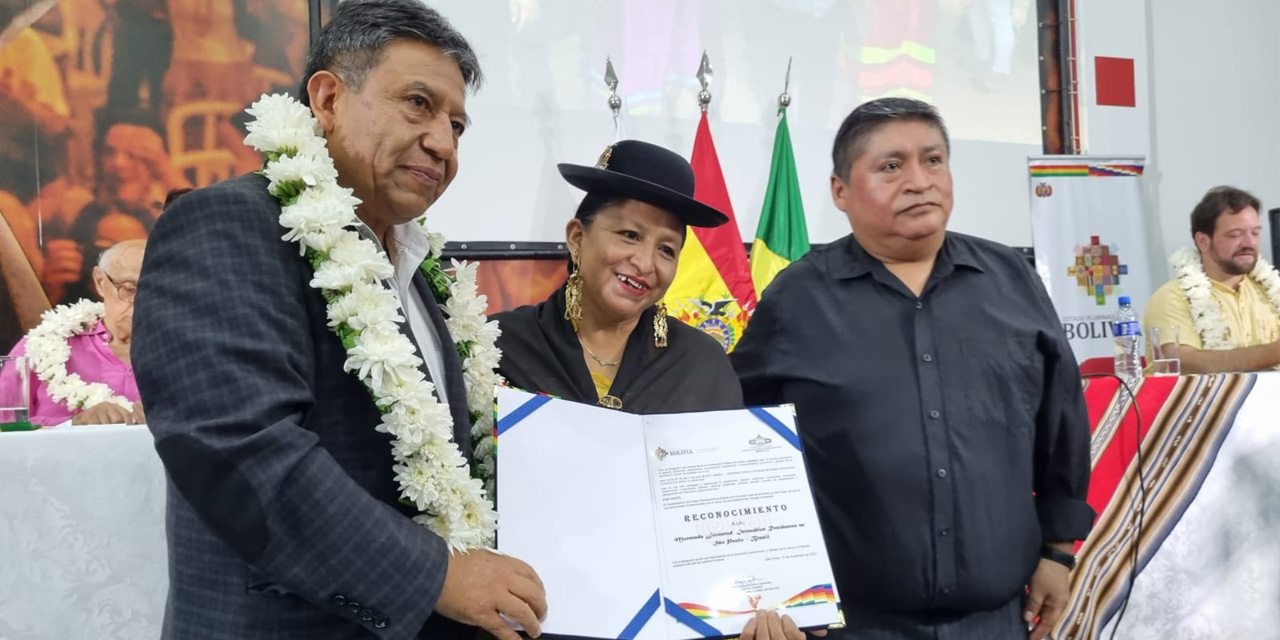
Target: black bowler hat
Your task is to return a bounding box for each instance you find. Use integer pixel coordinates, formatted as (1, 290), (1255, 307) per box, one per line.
(557, 140), (730, 228)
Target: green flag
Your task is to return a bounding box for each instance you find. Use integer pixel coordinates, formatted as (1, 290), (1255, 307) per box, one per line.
(750, 110), (809, 297)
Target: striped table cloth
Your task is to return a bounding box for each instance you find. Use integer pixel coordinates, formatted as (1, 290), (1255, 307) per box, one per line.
(1057, 373), (1280, 639)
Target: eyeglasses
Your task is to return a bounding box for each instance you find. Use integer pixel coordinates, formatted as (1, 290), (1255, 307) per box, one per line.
(101, 270), (138, 303)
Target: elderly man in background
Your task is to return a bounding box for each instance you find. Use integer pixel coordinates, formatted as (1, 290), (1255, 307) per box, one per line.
(1, 239), (146, 426)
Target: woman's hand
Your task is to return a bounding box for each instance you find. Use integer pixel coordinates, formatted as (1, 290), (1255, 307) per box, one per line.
(740, 610), (827, 640)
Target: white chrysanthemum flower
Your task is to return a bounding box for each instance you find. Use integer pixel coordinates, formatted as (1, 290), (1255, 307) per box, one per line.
(244, 94), (318, 150)
(248, 92), (501, 551)
(29, 341), (69, 376)
(383, 410), (431, 449)
(395, 462), (440, 506)
(380, 377), (438, 415)
(264, 154), (339, 197)
(390, 437), (421, 462)
(245, 125), (319, 158)
(448, 259), (479, 292)
(310, 232), (394, 290)
(311, 261), (365, 292)
(295, 134), (333, 161)
(313, 181), (362, 210)
(426, 231), (447, 259)
(344, 327), (421, 391)
(417, 476), (498, 552)
(245, 93), (312, 128)
(1172, 247), (1234, 350)
(445, 313), (481, 344)
(328, 231), (394, 278)
(48, 372), (87, 403)
(78, 382), (119, 410)
(474, 435), (496, 459)
(299, 227), (348, 255)
(328, 283), (404, 332)
(462, 360), (496, 388)
(22, 301), (132, 413)
(464, 379), (498, 417)
(105, 395), (135, 411)
(279, 185), (359, 239)
(472, 320), (501, 346)
(470, 410), (494, 438)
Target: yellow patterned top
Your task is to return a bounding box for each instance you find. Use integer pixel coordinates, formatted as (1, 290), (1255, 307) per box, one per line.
(591, 371), (614, 400)
(1143, 276), (1280, 351)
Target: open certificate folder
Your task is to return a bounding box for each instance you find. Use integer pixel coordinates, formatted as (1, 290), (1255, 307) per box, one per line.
(495, 387), (841, 640)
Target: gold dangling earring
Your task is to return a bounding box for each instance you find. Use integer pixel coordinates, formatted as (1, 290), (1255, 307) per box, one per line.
(565, 258), (584, 327)
(653, 302), (669, 348)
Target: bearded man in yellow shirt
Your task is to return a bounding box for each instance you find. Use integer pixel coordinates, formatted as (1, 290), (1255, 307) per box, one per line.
(1144, 186), (1280, 373)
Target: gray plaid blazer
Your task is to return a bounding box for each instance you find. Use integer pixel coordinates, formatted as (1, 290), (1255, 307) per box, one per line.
(133, 173), (476, 640)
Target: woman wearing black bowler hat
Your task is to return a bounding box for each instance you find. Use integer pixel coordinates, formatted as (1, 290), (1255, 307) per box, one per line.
(492, 139), (743, 413)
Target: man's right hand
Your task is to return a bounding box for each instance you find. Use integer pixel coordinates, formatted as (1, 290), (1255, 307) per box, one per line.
(73, 401), (141, 426)
(435, 549), (547, 640)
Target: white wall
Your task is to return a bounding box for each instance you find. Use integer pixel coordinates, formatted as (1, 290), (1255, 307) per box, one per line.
(427, 0), (1046, 248)
(1145, 0), (1280, 271)
(1079, 0), (1280, 281)
(1076, 0), (1150, 157)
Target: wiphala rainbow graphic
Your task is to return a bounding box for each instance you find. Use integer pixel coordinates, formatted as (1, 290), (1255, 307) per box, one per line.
(677, 584), (835, 619)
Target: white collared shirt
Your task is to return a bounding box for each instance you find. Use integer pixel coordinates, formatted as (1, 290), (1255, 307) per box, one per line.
(361, 221), (449, 407)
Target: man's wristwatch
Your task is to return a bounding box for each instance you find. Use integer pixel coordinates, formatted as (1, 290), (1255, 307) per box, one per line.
(1041, 545), (1077, 570)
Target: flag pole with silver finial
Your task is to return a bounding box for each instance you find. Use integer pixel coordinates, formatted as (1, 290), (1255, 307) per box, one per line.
(605, 56), (623, 142)
(696, 51), (713, 113)
(778, 56), (793, 116)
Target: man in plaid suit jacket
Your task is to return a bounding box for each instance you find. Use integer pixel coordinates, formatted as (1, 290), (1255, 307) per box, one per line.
(131, 2), (546, 638)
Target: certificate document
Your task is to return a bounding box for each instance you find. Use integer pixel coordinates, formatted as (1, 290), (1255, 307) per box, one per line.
(495, 387), (840, 640)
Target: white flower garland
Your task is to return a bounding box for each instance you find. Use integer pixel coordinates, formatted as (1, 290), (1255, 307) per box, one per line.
(25, 300), (134, 413)
(1171, 246), (1280, 350)
(244, 94), (500, 551)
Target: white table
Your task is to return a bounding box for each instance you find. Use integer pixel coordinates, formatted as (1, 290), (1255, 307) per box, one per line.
(0, 425), (167, 639)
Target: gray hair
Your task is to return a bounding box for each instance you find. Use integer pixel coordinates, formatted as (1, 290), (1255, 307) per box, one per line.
(299, 0), (483, 107)
(98, 239), (146, 273)
(831, 97), (951, 180)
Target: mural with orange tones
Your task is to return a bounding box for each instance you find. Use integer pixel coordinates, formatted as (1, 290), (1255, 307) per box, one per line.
(473, 258), (568, 316)
(0, 0), (310, 351)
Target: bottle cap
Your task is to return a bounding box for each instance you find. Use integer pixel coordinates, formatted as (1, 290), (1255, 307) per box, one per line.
(1118, 296), (1131, 305)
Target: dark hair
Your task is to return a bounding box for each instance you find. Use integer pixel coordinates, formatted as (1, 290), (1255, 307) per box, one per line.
(1190, 186), (1262, 238)
(568, 192), (688, 273)
(574, 192), (628, 227)
(299, 0), (482, 107)
(831, 97), (950, 180)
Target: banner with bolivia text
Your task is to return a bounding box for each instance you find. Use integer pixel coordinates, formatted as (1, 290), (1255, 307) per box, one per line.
(1028, 156), (1154, 362)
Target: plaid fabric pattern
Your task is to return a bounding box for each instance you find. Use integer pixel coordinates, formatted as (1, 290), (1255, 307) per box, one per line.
(133, 173), (474, 640)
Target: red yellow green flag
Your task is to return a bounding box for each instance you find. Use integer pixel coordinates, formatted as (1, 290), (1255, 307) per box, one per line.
(662, 113), (757, 351)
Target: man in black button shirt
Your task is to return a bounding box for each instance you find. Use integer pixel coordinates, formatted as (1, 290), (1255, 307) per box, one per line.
(731, 98), (1093, 640)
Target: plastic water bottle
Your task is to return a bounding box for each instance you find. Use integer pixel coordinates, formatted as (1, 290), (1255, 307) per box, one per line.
(1113, 296), (1142, 383)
